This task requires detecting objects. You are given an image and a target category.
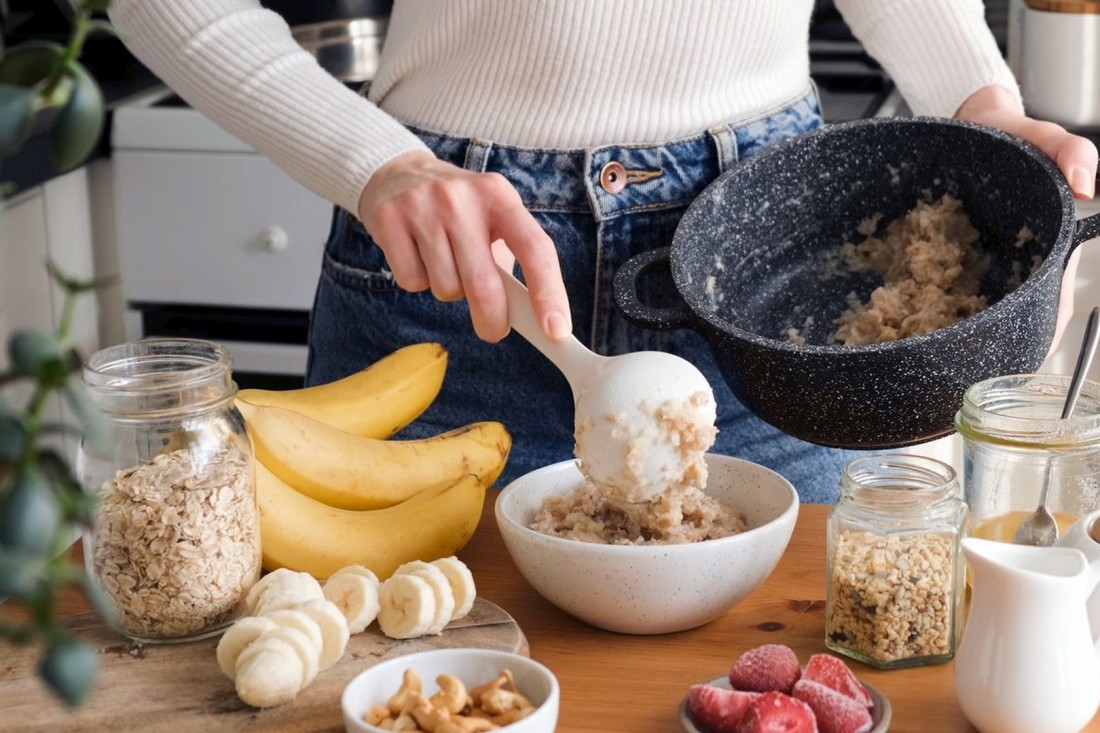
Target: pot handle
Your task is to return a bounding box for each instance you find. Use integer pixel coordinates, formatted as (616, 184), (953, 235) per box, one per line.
(613, 247), (697, 331)
(1072, 212), (1100, 256)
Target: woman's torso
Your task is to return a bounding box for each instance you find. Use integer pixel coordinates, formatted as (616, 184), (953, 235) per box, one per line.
(369, 0), (816, 149)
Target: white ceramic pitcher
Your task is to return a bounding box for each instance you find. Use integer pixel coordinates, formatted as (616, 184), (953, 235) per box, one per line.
(1057, 509), (1100, 658)
(956, 537), (1100, 733)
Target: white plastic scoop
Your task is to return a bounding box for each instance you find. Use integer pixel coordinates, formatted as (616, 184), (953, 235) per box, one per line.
(496, 263), (717, 503)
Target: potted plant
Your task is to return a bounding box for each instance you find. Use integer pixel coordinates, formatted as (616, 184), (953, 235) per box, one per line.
(0, 0), (114, 708)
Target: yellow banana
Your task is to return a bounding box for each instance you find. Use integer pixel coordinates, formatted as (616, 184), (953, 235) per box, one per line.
(256, 462), (486, 580)
(236, 342), (447, 439)
(236, 401), (510, 510)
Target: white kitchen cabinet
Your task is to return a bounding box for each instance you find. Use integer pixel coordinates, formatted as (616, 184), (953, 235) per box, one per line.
(0, 168), (101, 459)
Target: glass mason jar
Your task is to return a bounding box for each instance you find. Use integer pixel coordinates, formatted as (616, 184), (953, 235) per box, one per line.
(78, 339), (260, 643)
(957, 374), (1100, 543)
(825, 454), (967, 669)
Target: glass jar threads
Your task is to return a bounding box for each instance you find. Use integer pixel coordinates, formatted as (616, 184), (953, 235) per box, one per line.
(825, 454), (967, 669)
(78, 339), (259, 643)
(957, 374), (1100, 543)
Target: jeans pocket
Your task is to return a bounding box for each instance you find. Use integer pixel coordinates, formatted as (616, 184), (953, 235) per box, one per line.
(322, 209), (398, 292)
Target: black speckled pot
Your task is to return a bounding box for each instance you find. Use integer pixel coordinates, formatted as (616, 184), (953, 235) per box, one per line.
(614, 116), (1100, 449)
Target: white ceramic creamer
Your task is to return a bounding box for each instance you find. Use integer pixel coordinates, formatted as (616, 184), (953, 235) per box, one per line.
(956, 538), (1100, 733)
(1057, 509), (1100, 659)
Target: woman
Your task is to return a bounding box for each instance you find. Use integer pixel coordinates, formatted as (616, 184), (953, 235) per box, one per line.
(109, 1), (1098, 502)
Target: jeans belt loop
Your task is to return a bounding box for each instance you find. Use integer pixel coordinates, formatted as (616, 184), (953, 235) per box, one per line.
(464, 138), (494, 173)
(709, 124), (739, 174)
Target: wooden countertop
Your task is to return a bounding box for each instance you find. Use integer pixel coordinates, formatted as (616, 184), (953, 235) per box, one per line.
(4, 501), (1100, 732)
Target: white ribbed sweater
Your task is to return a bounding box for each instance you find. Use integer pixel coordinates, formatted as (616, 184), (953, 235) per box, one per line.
(108, 0), (1018, 216)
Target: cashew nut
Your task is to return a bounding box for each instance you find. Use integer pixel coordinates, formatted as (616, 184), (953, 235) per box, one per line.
(469, 670), (514, 704)
(410, 693), (451, 733)
(480, 688), (529, 715)
(391, 710), (419, 731)
(490, 705), (535, 726)
(364, 705), (392, 725)
(430, 674), (471, 715)
(387, 668), (423, 714)
(449, 715), (498, 732)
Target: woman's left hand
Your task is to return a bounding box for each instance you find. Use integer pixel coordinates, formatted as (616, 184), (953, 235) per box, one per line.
(955, 84), (1099, 354)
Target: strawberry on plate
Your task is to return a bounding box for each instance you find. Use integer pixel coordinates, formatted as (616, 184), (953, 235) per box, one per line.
(736, 691), (817, 733)
(728, 644), (802, 694)
(687, 684), (761, 733)
(802, 654), (873, 708)
(793, 679), (873, 733)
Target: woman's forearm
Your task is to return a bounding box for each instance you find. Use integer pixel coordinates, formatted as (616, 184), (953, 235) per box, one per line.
(109, 0), (428, 214)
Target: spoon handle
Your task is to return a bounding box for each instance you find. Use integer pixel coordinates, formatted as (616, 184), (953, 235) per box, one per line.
(1062, 306), (1100, 420)
(495, 262), (601, 391)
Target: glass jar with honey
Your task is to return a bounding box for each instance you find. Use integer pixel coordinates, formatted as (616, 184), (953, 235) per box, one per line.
(956, 374), (1100, 543)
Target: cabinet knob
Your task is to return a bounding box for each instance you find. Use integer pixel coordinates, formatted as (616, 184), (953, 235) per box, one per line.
(258, 226), (289, 252)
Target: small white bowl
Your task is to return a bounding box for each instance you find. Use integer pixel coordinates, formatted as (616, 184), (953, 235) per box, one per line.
(342, 648), (559, 733)
(496, 454), (799, 634)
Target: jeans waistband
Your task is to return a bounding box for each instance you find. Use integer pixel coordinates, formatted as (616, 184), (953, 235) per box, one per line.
(407, 87), (821, 222)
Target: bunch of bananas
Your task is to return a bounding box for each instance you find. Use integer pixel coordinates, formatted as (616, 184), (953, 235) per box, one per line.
(237, 343), (511, 580)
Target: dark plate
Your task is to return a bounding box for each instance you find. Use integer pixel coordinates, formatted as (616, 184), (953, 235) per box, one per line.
(679, 675), (892, 732)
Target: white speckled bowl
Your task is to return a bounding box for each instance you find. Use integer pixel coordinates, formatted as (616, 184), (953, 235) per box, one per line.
(496, 454), (799, 634)
(342, 648), (559, 733)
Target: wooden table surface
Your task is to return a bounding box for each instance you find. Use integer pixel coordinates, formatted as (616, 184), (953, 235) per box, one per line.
(5, 501), (1100, 732)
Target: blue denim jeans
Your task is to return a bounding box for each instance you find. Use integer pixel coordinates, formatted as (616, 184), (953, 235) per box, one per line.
(307, 88), (859, 503)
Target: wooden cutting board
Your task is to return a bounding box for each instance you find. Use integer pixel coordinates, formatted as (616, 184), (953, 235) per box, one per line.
(0, 597), (526, 733)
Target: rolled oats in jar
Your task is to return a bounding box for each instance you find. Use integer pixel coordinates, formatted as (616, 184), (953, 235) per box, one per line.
(78, 339), (259, 643)
(825, 454), (966, 669)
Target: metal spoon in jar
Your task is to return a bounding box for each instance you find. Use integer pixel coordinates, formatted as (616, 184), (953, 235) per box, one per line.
(1014, 306), (1100, 547)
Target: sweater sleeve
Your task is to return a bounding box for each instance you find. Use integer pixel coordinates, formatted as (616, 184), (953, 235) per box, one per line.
(833, 0), (1022, 118)
(108, 0), (429, 215)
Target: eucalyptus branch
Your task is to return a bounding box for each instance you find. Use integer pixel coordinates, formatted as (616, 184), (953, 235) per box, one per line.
(41, 9), (93, 99)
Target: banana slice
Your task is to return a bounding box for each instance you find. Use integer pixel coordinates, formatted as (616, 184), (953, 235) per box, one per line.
(294, 598), (350, 671)
(322, 572), (381, 634)
(330, 564), (380, 587)
(411, 568), (455, 635)
(252, 569), (324, 616)
(216, 616), (279, 680)
(378, 573), (437, 639)
(266, 609), (325, 661)
(260, 627), (319, 688)
(431, 556), (477, 621)
(235, 635), (304, 708)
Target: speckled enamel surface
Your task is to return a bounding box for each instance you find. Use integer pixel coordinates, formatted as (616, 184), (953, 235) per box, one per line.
(614, 117), (1100, 449)
(494, 455), (799, 635)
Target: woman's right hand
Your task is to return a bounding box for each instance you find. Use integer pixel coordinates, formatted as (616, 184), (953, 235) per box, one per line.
(357, 150), (572, 344)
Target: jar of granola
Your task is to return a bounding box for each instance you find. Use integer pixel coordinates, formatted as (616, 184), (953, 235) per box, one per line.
(78, 338), (259, 643)
(824, 454), (966, 669)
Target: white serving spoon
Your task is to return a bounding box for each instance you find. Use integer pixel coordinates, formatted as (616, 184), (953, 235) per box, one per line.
(496, 262), (717, 502)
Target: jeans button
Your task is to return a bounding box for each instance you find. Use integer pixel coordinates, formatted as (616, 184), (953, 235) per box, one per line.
(599, 161), (627, 194)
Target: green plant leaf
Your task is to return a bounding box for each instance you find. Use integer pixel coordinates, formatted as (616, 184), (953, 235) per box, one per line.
(0, 545), (48, 597)
(37, 448), (96, 525)
(8, 330), (63, 376)
(49, 62), (104, 173)
(80, 575), (118, 627)
(0, 414), (27, 462)
(0, 83), (34, 154)
(0, 42), (66, 88)
(39, 636), (98, 707)
(0, 468), (62, 556)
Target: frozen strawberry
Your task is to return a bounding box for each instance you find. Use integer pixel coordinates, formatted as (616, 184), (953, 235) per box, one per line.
(736, 691), (818, 733)
(728, 644), (802, 693)
(792, 679), (873, 733)
(687, 684), (761, 733)
(802, 654), (873, 708)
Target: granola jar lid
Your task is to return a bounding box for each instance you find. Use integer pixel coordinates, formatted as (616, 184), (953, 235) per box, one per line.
(838, 454), (963, 520)
(956, 373), (1100, 450)
(83, 338), (238, 421)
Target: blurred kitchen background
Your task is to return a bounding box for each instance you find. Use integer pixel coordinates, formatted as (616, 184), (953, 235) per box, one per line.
(0, 0), (1097, 467)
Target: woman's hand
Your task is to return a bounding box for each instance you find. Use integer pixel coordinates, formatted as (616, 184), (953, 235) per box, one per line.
(358, 150), (572, 343)
(956, 85), (1098, 200)
(955, 84), (1098, 353)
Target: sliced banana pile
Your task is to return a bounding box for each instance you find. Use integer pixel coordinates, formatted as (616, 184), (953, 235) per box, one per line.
(218, 558), (477, 708)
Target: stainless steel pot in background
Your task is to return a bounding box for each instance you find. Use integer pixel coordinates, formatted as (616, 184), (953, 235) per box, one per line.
(291, 17), (387, 84)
